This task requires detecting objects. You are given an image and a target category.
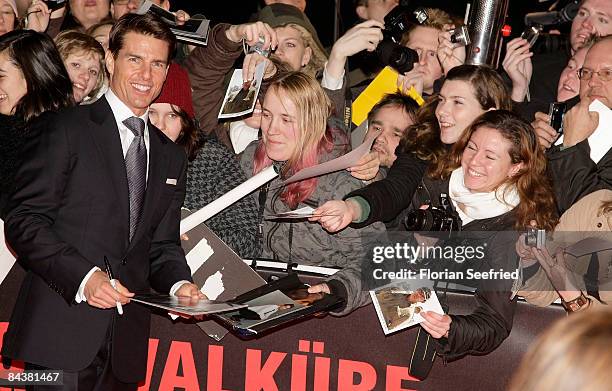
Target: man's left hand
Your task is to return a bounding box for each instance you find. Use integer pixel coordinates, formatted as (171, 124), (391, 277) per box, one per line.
(175, 282), (207, 300)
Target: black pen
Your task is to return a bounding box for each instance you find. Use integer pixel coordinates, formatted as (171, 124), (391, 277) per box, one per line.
(104, 256), (123, 315)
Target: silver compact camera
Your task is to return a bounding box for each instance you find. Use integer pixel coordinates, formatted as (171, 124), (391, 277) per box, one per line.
(248, 36), (270, 58)
(525, 227), (546, 249)
(449, 25), (471, 47)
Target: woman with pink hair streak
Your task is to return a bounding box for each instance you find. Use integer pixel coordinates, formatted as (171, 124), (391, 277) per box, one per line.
(239, 71), (386, 316)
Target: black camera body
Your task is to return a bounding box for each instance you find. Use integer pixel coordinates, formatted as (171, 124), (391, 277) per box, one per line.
(548, 101), (567, 134)
(43, 0), (67, 11)
(375, 6), (419, 74)
(404, 194), (461, 232)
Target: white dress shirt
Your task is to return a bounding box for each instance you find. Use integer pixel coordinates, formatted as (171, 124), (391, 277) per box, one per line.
(76, 90), (187, 303)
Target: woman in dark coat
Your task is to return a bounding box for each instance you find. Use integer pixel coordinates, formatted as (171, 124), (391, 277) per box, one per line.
(317, 110), (558, 360)
(0, 30), (74, 217)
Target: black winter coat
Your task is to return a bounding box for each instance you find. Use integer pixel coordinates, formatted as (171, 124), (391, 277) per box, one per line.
(547, 139), (612, 214)
(349, 162), (518, 361)
(410, 176), (518, 361)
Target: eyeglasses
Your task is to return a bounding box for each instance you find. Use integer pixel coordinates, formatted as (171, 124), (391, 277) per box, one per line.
(578, 67), (612, 82)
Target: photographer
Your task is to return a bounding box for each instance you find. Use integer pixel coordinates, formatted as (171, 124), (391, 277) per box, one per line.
(518, 189), (612, 313)
(315, 110), (558, 360)
(400, 8), (459, 97)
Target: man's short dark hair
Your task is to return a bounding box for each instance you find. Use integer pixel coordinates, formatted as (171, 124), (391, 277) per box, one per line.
(108, 13), (176, 63)
(367, 92), (420, 124)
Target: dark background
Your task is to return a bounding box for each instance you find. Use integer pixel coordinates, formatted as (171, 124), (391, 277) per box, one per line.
(172, 0), (565, 49)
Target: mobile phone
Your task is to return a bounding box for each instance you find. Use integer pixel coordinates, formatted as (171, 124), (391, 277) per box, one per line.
(548, 102), (567, 135)
(43, 0), (67, 11)
(520, 26), (541, 48)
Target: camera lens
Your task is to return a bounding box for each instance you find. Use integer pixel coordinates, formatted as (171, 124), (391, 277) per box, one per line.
(404, 210), (426, 231)
(376, 41), (418, 74)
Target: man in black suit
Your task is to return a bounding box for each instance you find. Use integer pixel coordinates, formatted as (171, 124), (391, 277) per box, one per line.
(2, 13), (203, 390)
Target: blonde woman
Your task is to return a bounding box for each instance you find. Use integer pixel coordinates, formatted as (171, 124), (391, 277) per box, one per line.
(55, 30), (106, 104)
(241, 71), (386, 315)
(509, 308), (612, 391)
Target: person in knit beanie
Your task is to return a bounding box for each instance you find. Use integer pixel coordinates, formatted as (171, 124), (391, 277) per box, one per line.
(150, 62), (200, 160)
(149, 62), (261, 258)
(255, 4), (327, 78)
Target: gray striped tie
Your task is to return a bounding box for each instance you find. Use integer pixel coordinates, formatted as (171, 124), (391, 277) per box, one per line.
(123, 116), (147, 241)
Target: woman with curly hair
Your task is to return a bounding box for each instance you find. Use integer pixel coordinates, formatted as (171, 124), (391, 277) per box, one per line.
(317, 109), (558, 361)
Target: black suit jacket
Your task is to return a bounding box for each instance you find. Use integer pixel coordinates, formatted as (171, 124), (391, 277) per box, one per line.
(2, 98), (193, 382)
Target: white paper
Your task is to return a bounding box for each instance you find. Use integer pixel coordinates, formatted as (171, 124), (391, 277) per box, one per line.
(200, 270), (225, 300)
(185, 237), (214, 274)
(266, 206), (316, 219)
(218, 62), (266, 119)
(555, 99), (612, 164)
(351, 120), (369, 150)
(0, 220), (16, 286)
(281, 129), (379, 186)
(370, 281), (444, 335)
(180, 165), (278, 235)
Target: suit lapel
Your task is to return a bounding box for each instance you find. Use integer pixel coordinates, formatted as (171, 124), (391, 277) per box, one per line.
(88, 98), (130, 246)
(128, 124), (168, 250)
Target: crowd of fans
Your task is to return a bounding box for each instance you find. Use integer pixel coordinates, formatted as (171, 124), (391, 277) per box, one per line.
(1, 0), (611, 381)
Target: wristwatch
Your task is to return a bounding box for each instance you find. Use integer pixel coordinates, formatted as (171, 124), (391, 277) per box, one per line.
(561, 292), (591, 312)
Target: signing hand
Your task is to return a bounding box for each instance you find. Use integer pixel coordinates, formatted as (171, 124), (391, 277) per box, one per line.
(420, 311), (451, 339)
(84, 270), (133, 309)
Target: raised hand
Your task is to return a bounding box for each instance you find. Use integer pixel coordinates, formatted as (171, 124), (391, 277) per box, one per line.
(502, 38), (533, 102)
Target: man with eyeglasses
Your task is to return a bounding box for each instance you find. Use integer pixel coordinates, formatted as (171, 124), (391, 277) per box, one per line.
(529, 0), (612, 106)
(539, 36), (612, 213)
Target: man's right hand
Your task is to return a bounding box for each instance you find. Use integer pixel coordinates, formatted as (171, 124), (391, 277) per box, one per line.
(310, 199), (361, 233)
(84, 271), (133, 309)
(562, 98), (599, 148)
(531, 111), (558, 149)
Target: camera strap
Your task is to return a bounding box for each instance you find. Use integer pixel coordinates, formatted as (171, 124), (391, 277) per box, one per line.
(408, 280), (449, 379)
